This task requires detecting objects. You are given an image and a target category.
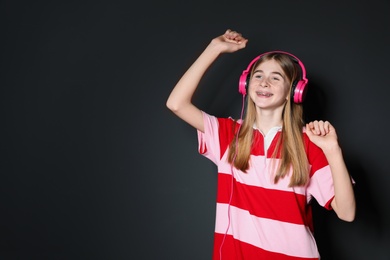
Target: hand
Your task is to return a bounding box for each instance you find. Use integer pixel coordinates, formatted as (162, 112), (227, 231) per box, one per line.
(209, 29), (248, 54)
(305, 120), (340, 152)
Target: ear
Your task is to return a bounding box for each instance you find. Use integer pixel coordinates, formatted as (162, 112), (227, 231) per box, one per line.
(285, 87), (291, 101)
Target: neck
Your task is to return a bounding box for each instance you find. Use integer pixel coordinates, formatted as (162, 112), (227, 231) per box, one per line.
(255, 107), (283, 135)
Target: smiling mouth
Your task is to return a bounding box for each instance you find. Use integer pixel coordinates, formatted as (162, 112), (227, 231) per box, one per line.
(256, 91), (273, 97)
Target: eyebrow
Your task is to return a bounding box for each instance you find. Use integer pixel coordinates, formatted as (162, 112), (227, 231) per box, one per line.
(253, 70), (285, 79)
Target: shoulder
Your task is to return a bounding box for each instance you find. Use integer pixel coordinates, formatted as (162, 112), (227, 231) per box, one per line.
(202, 111), (239, 130)
(301, 127), (329, 170)
(302, 127), (322, 152)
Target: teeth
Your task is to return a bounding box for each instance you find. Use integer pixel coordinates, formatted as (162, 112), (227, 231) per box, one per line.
(256, 91), (272, 97)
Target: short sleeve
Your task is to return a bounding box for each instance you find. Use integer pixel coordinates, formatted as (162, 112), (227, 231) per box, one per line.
(305, 134), (335, 210)
(197, 111), (221, 165)
(307, 165), (335, 210)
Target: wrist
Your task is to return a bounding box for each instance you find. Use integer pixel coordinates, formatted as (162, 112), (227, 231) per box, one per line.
(322, 144), (342, 156)
(206, 41), (225, 55)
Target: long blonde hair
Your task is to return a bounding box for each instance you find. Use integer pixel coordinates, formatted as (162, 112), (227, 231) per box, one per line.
(227, 53), (309, 187)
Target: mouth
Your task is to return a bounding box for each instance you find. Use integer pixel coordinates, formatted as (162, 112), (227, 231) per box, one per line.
(256, 91), (273, 97)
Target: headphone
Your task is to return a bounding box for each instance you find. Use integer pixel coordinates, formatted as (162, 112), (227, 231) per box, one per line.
(238, 51), (308, 104)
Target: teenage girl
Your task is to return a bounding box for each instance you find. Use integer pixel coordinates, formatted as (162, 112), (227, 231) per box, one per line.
(166, 29), (355, 260)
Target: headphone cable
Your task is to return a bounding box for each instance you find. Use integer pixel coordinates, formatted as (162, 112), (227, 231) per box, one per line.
(219, 94), (246, 260)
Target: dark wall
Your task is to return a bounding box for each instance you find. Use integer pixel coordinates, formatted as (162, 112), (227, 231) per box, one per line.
(1, 1), (390, 259)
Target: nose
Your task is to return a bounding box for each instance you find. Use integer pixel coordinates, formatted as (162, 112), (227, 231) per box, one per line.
(258, 77), (269, 87)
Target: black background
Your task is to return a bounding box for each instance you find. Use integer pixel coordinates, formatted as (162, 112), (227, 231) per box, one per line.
(1, 1), (390, 259)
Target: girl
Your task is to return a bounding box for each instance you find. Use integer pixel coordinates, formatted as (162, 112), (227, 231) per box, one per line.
(166, 29), (355, 260)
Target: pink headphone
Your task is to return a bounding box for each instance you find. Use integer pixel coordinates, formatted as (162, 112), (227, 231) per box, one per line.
(238, 51), (309, 104)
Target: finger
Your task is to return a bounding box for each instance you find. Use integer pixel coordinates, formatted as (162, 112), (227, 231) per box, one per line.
(311, 120), (321, 135)
(306, 122), (318, 136)
(308, 120), (327, 136)
(306, 122), (315, 134)
(224, 29), (245, 43)
(305, 123), (313, 136)
(317, 120), (328, 136)
(225, 29), (241, 37)
(323, 121), (331, 134)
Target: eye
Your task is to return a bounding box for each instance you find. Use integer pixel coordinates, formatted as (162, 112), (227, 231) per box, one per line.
(271, 74), (284, 82)
(253, 73), (262, 79)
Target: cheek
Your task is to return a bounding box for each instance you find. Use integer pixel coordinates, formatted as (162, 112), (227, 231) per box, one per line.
(247, 81), (257, 93)
(247, 82), (255, 91)
(247, 78), (257, 88)
(281, 82), (291, 93)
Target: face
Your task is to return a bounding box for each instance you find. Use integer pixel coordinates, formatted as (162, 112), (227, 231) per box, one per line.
(248, 59), (291, 111)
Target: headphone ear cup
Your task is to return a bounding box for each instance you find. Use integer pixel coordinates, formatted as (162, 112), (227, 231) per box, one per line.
(238, 71), (249, 95)
(292, 79), (308, 103)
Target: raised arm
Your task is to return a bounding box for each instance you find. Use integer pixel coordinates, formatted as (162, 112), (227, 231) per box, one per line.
(306, 120), (356, 222)
(166, 29), (248, 132)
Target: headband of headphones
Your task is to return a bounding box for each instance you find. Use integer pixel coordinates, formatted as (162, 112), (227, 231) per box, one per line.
(238, 51), (308, 103)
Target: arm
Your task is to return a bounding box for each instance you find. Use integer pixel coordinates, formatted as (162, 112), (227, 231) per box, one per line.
(166, 29), (248, 132)
(306, 120), (356, 222)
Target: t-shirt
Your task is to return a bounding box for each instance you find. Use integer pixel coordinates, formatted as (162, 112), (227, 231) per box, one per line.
(197, 112), (335, 260)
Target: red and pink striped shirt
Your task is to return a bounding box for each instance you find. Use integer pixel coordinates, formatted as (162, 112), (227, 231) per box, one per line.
(197, 112), (334, 260)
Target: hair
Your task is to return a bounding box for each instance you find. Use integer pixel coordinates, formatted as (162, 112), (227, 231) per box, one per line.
(227, 53), (309, 187)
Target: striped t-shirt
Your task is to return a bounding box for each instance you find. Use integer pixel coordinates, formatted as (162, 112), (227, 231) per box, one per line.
(197, 112), (334, 260)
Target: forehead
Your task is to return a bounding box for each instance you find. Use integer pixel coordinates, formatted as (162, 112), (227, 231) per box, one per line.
(254, 59), (283, 72)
